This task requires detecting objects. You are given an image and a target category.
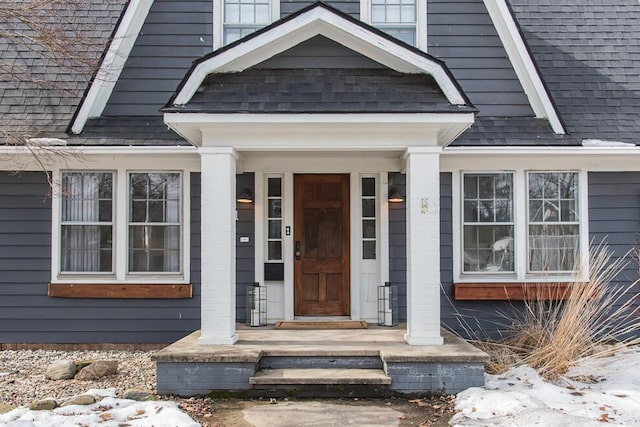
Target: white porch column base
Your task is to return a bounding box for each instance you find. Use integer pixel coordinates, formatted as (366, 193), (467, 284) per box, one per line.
(198, 147), (239, 346)
(404, 147), (444, 346)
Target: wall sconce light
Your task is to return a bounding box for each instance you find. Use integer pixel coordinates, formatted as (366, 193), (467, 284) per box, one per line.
(388, 187), (404, 203)
(237, 188), (254, 204)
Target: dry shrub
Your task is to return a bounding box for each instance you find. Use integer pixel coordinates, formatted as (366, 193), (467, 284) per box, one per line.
(453, 244), (640, 378)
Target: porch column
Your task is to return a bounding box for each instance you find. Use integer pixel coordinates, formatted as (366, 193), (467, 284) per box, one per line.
(404, 147), (444, 345)
(198, 147), (238, 345)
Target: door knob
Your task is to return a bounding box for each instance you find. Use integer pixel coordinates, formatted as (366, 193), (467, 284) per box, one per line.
(295, 241), (301, 260)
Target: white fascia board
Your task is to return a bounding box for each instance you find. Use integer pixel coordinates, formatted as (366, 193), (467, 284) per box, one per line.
(483, 0), (565, 135)
(173, 7), (466, 106)
(0, 145), (198, 156)
(165, 112), (474, 148)
(443, 146), (640, 156)
(70, 0), (154, 134)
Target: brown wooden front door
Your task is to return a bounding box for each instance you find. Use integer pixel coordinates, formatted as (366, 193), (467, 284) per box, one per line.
(294, 174), (350, 316)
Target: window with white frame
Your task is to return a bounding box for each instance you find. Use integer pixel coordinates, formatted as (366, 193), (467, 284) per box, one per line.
(129, 173), (181, 273)
(460, 170), (581, 279)
(370, 0), (417, 46)
(362, 177), (377, 260)
(219, 0), (278, 46)
(528, 172), (579, 272)
(266, 176), (282, 261)
(463, 173), (514, 273)
(60, 172), (114, 273)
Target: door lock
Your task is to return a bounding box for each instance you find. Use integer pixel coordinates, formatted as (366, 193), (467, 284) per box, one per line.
(295, 241), (301, 260)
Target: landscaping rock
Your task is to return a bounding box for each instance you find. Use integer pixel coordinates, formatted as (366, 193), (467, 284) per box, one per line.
(60, 394), (96, 407)
(75, 360), (93, 373)
(75, 360), (118, 380)
(123, 388), (153, 401)
(0, 402), (15, 414)
(29, 399), (57, 410)
(45, 360), (76, 380)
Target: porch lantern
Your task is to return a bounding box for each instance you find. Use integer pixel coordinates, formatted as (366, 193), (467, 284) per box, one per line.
(237, 188), (254, 203)
(246, 283), (267, 327)
(378, 282), (399, 327)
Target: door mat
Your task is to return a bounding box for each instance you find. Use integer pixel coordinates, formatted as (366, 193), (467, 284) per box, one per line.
(274, 320), (368, 330)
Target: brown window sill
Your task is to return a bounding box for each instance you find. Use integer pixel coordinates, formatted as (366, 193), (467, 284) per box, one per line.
(48, 283), (192, 299)
(453, 282), (574, 301)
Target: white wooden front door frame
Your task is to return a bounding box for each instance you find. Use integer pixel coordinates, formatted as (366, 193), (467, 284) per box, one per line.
(246, 154), (400, 321)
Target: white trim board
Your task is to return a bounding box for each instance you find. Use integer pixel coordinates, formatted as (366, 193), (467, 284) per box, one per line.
(483, 0), (565, 134)
(70, 0), (154, 134)
(171, 5), (467, 107)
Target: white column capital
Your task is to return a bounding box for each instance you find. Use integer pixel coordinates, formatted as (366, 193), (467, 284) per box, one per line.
(197, 146), (239, 159)
(404, 146), (443, 158)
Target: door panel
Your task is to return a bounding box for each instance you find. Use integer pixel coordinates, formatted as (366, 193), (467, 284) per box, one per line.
(294, 174), (350, 316)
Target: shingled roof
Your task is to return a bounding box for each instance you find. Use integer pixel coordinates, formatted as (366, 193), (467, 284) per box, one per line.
(0, 0), (125, 144)
(509, 0), (640, 145)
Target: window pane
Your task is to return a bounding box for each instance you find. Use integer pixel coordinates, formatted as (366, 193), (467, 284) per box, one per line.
(363, 219), (376, 239)
(268, 241), (282, 261)
(362, 199), (376, 218)
(129, 225), (180, 272)
(363, 241), (376, 260)
(463, 225), (514, 272)
(268, 220), (281, 239)
(362, 178), (376, 197)
(268, 178), (281, 197)
(61, 225), (112, 272)
(529, 224), (579, 272)
(268, 199), (281, 218)
(62, 172), (112, 222)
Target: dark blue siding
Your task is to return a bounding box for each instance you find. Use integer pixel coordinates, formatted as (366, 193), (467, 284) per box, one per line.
(388, 173), (407, 320)
(428, 0), (534, 117)
(235, 173), (256, 322)
(0, 172), (201, 344)
(281, 0), (359, 18)
(103, 0), (213, 116)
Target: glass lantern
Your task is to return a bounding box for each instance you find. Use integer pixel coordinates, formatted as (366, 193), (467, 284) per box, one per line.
(245, 283), (267, 327)
(378, 282), (399, 327)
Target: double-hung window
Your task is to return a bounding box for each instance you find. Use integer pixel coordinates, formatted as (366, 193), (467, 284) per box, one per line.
(60, 172), (114, 273)
(460, 170), (581, 280)
(129, 173), (181, 273)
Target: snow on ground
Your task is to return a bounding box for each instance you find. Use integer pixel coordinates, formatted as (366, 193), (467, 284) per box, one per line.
(0, 389), (200, 427)
(452, 347), (640, 426)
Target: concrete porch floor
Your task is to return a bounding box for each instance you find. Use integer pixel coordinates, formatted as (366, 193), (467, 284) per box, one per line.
(152, 325), (489, 396)
(153, 325), (488, 363)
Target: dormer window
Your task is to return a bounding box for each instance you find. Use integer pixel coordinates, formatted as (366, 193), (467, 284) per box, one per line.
(361, 0), (426, 49)
(214, 0), (280, 48)
(371, 0), (416, 45)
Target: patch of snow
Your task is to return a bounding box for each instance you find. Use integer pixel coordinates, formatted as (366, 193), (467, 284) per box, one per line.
(581, 139), (636, 147)
(452, 347), (640, 427)
(25, 138), (67, 146)
(0, 390), (200, 427)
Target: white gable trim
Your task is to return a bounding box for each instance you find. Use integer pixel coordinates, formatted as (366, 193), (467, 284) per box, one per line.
(172, 6), (467, 106)
(483, 0), (565, 135)
(70, 0), (154, 134)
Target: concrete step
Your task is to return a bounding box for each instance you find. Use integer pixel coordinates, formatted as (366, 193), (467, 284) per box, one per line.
(259, 356), (383, 370)
(249, 368), (391, 386)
